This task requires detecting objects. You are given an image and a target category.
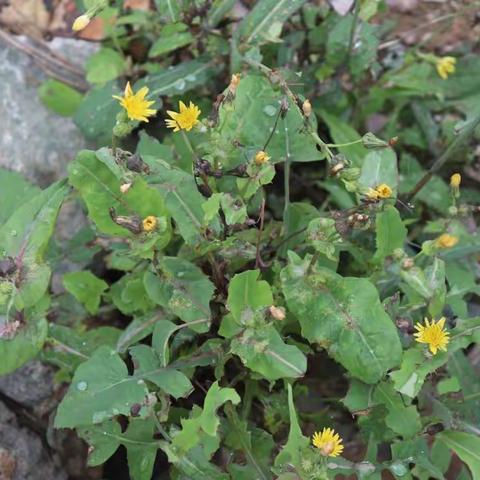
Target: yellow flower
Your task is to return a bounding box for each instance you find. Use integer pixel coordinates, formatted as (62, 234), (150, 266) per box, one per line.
(142, 216), (157, 232)
(450, 173), (461, 188)
(255, 150), (270, 165)
(113, 82), (156, 122)
(366, 183), (392, 200)
(312, 428), (344, 457)
(414, 317), (450, 355)
(165, 101), (201, 132)
(435, 233), (458, 249)
(72, 14), (91, 31)
(436, 56), (456, 80)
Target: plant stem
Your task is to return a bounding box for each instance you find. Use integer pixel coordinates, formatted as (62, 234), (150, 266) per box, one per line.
(255, 198), (266, 269)
(325, 139), (363, 148)
(180, 129), (200, 162)
(347, 0), (361, 64)
(406, 112), (480, 201)
(283, 117), (292, 237)
(225, 404), (269, 480)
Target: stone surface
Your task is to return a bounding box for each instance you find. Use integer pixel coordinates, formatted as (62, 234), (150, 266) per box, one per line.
(0, 401), (67, 480)
(0, 36), (94, 187)
(0, 361), (55, 411)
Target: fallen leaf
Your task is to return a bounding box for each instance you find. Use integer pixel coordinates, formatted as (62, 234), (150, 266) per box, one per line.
(0, 0), (50, 37)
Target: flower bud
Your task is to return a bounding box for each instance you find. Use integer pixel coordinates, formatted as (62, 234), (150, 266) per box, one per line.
(269, 305), (286, 321)
(302, 99), (312, 117)
(120, 183), (132, 194)
(450, 173), (461, 188)
(254, 150), (270, 165)
(228, 74), (241, 95)
(142, 216), (157, 232)
(113, 122), (133, 138)
(362, 132), (390, 149)
(72, 14), (91, 32)
(435, 233), (458, 249)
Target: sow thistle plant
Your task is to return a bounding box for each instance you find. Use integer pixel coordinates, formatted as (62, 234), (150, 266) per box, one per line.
(2, 2), (480, 480)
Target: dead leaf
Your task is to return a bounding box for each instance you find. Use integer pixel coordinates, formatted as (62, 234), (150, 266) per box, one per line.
(123, 0), (151, 10)
(77, 16), (106, 41)
(0, 0), (50, 37)
(328, 0), (355, 16)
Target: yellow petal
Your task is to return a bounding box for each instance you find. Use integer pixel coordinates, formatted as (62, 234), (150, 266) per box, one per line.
(125, 82), (133, 97)
(179, 100), (187, 112)
(167, 110), (179, 120)
(136, 86), (149, 99)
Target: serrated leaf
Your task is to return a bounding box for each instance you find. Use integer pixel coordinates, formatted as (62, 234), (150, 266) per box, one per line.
(63, 271), (108, 314)
(214, 75), (322, 168)
(130, 344), (192, 398)
(172, 381), (240, 453)
(438, 431), (480, 480)
(144, 257), (214, 332)
(55, 346), (148, 428)
(0, 316), (48, 375)
(238, 0), (308, 45)
(281, 252), (402, 383)
(69, 150), (169, 238)
(274, 384), (309, 468)
(230, 324), (307, 380)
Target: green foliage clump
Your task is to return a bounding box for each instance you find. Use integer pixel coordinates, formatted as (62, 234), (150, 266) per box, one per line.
(2, 1), (480, 479)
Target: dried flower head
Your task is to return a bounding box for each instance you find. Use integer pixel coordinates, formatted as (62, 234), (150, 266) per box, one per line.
(113, 82), (156, 122)
(366, 183), (392, 200)
(120, 183), (132, 194)
(414, 317), (449, 355)
(302, 99), (312, 117)
(312, 428), (344, 457)
(436, 56), (456, 80)
(166, 101), (201, 132)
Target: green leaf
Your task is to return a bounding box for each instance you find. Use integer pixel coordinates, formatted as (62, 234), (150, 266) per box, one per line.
(116, 313), (161, 354)
(144, 257), (214, 332)
(149, 161), (216, 244)
(438, 431), (480, 480)
(152, 320), (178, 366)
(274, 384), (309, 468)
(172, 381), (240, 453)
(136, 57), (215, 97)
(227, 270), (273, 321)
(74, 81), (120, 144)
(79, 418), (158, 480)
(0, 316), (48, 375)
(63, 271), (108, 314)
(110, 272), (156, 315)
(214, 75), (322, 167)
(281, 252), (402, 383)
(149, 31), (194, 57)
(359, 149), (398, 194)
(320, 111), (367, 166)
(0, 180), (68, 262)
(342, 379), (376, 413)
(129, 345), (193, 398)
(86, 48), (125, 85)
(230, 324), (307, 380)
(237, 0), (308, 45)
(373, 205), (407, 262)
(55, 346), (148, 428)
(154, 0), (181, 22)
(373, 382), (421, 438)
(0, 169), (40, 224)
(207, 0), (236, 27)
(69, 150), (169, 238)
(38, 79), (83, 116)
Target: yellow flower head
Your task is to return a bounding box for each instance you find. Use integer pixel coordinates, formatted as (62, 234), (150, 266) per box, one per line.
(255, 150), (270, 165)
(435, 233), (458, 249)
(113, 82), (156, 122)
(414, 317), (450, 355)
(312, 428), (344, 457)
(165, 101), (201, 132)
(436, 56), (456, 80)
(72, 14), (91, 31)
(142, 216), (157, 232)
(450, 173), (461, 188)
(366, 183), (392, 200)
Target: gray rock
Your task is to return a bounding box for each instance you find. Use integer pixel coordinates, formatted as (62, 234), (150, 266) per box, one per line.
(0, 361), (55, 412)
(0, 37), (95, 187)
(0, 401), (67, 480)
